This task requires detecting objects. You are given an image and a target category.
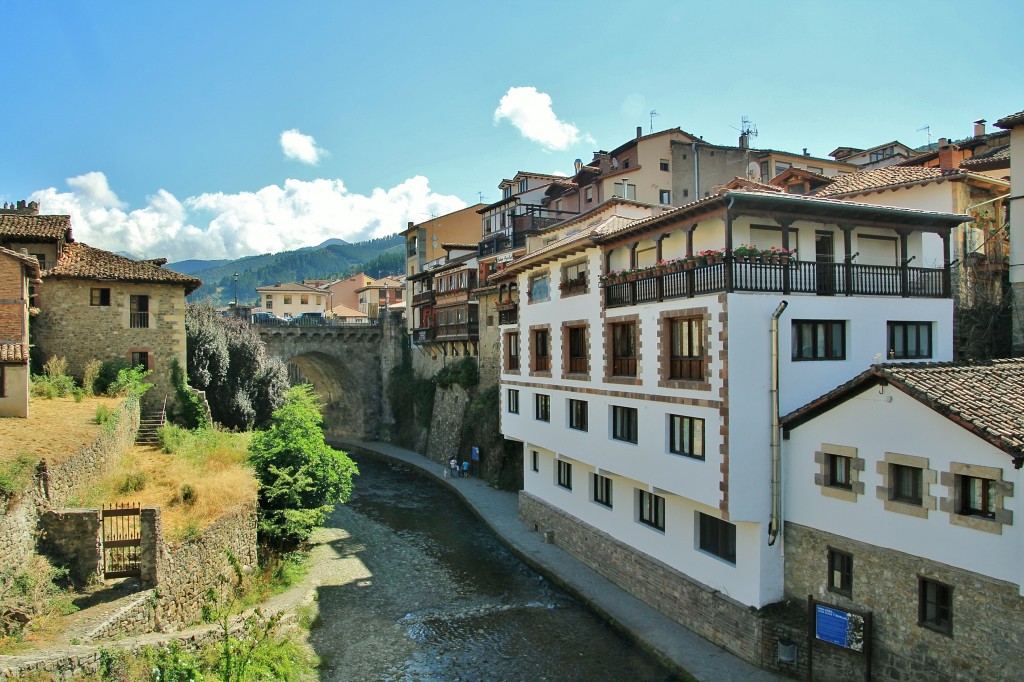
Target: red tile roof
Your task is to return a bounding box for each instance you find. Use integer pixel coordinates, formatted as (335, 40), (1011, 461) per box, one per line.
(0, 246), (42, 280)
(44, 242), (203, 294)
(959, 145), (1010, 169)
(783, 359), (1024, 458)
(995, 110), (1024, 129)
(0, 343), (29, 363)
(814, 166), (967, 197)
(0, 214), (72, 241)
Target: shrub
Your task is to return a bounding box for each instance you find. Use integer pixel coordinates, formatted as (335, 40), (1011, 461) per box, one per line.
(94, 358), (130, 395)
(158, 423), (191, 453)
(0, 453), (37, 497)
(118, 471), (148, 494)
(94, 404), (112, 424)
(30, 356), (76, 398)
(72, 387), (86, 402)
(249, 385), (358, 548)
(180, 483), (197, 506)
(42, 355), (68, 380)
(82, 359), (102, 397)
(435, 356), (479, 389)
(106, 365), (153, 398)
(171, 358), (210, 429)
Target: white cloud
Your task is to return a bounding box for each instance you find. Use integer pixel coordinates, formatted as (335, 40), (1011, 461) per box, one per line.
(29, 172), (466, 262)
(493, 86), (584, 151)
(280, 128), (326, 165)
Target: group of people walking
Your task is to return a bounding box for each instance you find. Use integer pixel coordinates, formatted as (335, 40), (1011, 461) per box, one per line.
(448, 456), (469, 478)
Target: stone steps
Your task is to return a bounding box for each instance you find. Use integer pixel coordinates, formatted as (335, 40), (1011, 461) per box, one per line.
(135, 411), (165, 445)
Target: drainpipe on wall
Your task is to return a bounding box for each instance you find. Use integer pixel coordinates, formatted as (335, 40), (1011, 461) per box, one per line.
(691, 142), (700, 199)
(768, 300), (789, 546)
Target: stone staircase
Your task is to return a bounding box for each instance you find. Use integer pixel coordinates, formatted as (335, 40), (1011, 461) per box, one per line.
(136, 403), (166, 445)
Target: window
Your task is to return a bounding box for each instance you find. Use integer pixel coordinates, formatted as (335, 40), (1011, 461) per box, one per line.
(659, 159), (670, 172)
(90, 288), (111, 306)
(808, 166), (823, 175)
(129, 295), (150, 329)
(0, 366), (5, 398)
(283, 295), (292, 305)
(585, 187), (594, 204)
(611, 323), (637, 376)
(669, 317), (704, 380)
(669, 415), (704, 458)
(759, 161), (770, 182)
(888, 321), (932, 359)
(130, 351), (149, 370)
(871, 146), (896, 163)
(507, 389), (519, 414)
(615, 183), (636, 200)
(535, 393), (550, 422)
(892, 464), (923, 505)
(557, 460), (572, 490)
(828, 549), (853, 597)
(638, 490), (665, 531)
(561, 260), (587, 292)
(919, 578), (952, 635)
(506, 333), (519, 371)
(659, 189), (671, 204)
(774, 161), (791, 177)
(533, 329), (550, 372)
(300, 295), (309, 305)
(828, 453), (852, 489)
(960, 475), (995, 518)
(519, 178), (528, 194)
(266, 299), (273, 309)
(531, 450), (539, 472)
(503, 186), (512, 199)
(568, 399), (588, 431)
(316, 295), (322, 305)
(593, 474), (612, 508)
(612, 406), (638, 443)
(528, 273), (550, 302)
(698, 512), (736, 564)
(792, 320), (845, 360)
(568, 326), (587, 374)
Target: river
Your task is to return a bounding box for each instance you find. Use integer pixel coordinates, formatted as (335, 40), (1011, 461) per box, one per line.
(307, 452), (681, 681)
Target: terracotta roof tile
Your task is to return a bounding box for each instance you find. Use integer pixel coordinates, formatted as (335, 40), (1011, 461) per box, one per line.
(0, 246), (42, 280)
(0, 343), (29, 363)
(44, 242), (203, 294)
(814, 166), (964, 197)
(0, 214), (72, 241)
(959, 145), (1010, 168)
(784, 359), (1024, 458)
(995, 110), (1024, 129)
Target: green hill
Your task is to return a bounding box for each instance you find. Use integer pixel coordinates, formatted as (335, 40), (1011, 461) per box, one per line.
(186, 234), (406, 306)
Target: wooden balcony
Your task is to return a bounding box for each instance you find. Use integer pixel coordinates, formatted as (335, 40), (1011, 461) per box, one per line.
(604, 258), (948, 309)
(412, 290), (435, 305)
(435, 323), (478, 341)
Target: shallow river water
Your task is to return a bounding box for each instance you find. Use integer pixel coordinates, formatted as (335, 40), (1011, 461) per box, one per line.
(307, 452), (681, 681)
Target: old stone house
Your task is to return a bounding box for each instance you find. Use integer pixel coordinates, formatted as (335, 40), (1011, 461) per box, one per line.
(782, 360), (1024, 681)
(0, 245), (41, 417)
(0, 205), (201, 407)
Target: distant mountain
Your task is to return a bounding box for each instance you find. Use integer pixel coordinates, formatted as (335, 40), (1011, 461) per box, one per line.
(296, 237), (349, 252)
(186, 234), (406, 306)
(168, 258), (231, 275)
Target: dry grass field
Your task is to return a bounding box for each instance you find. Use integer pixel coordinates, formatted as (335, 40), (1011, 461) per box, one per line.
(0, 396), (123, 464)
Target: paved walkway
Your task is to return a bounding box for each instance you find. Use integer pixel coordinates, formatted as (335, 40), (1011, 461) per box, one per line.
(338, 439), (784, 682)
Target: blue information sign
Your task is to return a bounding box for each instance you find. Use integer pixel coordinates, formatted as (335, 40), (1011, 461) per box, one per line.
(471, 446), (479, 461)
(815, 604), (865, 652)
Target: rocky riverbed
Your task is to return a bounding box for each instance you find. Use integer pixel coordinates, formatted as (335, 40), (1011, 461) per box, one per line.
(302, 453), (679, 681)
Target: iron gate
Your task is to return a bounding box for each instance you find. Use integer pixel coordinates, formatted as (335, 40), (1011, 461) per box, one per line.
(102, 503), (142, 579)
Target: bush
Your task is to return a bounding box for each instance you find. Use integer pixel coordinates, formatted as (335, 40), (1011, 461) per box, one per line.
(30, 356), (76, 399)
(158, 423), (191, 453)
(180, 483), (197, 506)
(435, 356), (479, 389)
(171, 358), (210, 429)
(82, 359), (102, 397)
(94, 404), (112, 424)
(94, 358), (129, 395)
(106, 366), (153, 398)
(249, 385), (358, 548)
(118, 471), (148, 494)
(0, 453), (37, 497)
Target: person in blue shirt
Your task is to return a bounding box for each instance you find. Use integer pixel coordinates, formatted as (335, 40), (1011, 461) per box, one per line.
(462, 461), (470, 478)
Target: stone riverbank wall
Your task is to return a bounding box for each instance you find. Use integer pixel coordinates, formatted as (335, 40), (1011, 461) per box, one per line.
(0, 397), (139, 580)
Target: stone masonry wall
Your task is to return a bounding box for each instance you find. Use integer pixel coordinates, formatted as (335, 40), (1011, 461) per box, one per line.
(0, 398), (137, 579)
(425, 384), (470, 465)
(39, 509), (102, 584)
(784, 522), (1024, 681)
(39, 397), (140, 509)
(475, 289), (501, 390)
(33, 278), (189, 408)
(519, 491), (764, 665)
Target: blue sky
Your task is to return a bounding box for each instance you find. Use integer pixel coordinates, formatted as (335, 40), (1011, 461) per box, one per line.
(2, 0), (1021, 261)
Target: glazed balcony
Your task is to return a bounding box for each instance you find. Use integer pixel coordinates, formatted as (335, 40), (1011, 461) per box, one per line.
(479, 229), (527, 258)
(435, 323), (479, 342)
(603, 257), (949, 309)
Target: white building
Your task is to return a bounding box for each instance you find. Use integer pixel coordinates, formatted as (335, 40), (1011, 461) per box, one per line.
(782, 360), (1024, 680)
(496, 188), (968, 663)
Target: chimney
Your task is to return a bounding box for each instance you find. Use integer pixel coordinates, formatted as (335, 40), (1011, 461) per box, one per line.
(803, 148), (810, 157)
(739, 133), (749, 149)
(974, 119), (986, 137)
(637, 126), (643, 139)
(938, 138), (956, 171)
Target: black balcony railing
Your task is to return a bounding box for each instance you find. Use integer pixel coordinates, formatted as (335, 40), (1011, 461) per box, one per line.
(604, 259), (948, 309)
(412, 290), (435, 305)
(478, 230), (527, 258)
(498, 307), (518, 325)
(129, 312), (149, 329)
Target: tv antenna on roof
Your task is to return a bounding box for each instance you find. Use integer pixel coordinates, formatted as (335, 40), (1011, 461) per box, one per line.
(649, 109), (659, 134)
(917, 124), (932, 148)
(477, 191), (487, 203)
(731, 116), (758, 138)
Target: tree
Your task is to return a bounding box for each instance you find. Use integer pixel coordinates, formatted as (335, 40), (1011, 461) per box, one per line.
(249, 385), (358, 548)
(186, 302), (289, 429)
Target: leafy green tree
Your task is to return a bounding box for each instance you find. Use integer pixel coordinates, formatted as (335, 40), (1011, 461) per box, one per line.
(249, 385), (358, 548)
(186, 302), (288, 430)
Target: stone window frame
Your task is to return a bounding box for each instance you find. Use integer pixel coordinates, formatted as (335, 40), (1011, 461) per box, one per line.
(814, 443), (865, 502)
(128, 347), (153, 372)
(604, 313), (642, 386)
(559, 258), (589, 298)
(89, 287), (111, 306)
(529, 323), (552, 377)
(504, 331), (520, 375)
(876, 452), (937, 519)
(939, 462), (1014, 534)
(657, 307), (712, 390)
(527, 269), (551, 304)
(561, 319), (590, 381)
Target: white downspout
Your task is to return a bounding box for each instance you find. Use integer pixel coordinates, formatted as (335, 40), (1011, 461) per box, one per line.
(768, 300), (788, 546)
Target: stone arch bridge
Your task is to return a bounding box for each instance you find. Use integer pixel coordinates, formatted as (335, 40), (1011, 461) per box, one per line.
(256, 317), (404, 441)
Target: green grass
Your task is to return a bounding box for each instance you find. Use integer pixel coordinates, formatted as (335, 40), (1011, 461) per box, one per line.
(0, 452), (38, 496)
